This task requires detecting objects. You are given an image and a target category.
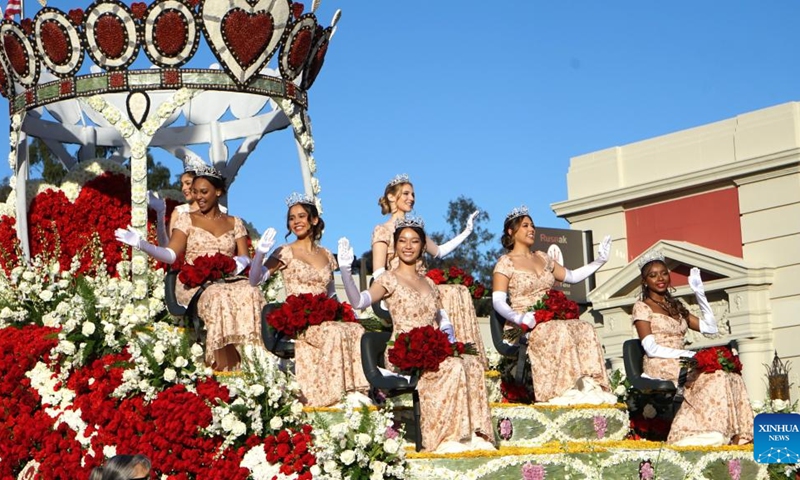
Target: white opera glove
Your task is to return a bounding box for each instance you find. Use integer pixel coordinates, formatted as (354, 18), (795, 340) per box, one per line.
(233, 256), (250, 275)
(562, 235), (612, 284)
(492, 291), (536, 330)
(689, 267), (718, 335)
(435, 210), (479, 258)
(641, 334), (695, 359)
(114, 226), (176, 264)
(249, 228), (277, 286)
(338, 238), (372, 310)
(437, 309), (456, 342)
(372, 267), (386, 279)
(148, 191), (169, 247)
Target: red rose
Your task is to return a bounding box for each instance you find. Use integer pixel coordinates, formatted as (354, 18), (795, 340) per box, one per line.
(426, 269), (446, 285)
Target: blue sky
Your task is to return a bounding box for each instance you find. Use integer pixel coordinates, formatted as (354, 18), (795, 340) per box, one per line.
(3, 1), (800, 257)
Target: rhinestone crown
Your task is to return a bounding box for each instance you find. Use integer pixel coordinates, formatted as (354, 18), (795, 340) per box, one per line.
(395, 214), (425, 230)
(505, 204), (530, 222)
(285, 192), (316, 208)
(637, 250), (666, 270)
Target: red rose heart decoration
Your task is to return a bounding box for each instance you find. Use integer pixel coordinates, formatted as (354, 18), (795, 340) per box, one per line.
(221, 9), (274, 68)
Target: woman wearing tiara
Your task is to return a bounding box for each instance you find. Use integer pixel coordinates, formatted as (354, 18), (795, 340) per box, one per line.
(633, 253), (753, 445)
(372, 173), (487, 365)
(492, 205), (616, 404)
(249, 193), (370, 407)
(339, 216), (495, 453)
(116, 166), (261, 370)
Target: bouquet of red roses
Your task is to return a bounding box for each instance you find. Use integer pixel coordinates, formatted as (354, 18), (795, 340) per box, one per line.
(526, 288), (580, 330)
(387, 325), (477, 376)
(684, 345), (743, 375)
(426, 265), (487, 299)
(178, 252), (237, 288)
(266, 293), (357, 338)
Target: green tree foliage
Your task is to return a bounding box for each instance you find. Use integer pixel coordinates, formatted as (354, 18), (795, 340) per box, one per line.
(29, 138), (67, 185)
(0, 177), (10, 203)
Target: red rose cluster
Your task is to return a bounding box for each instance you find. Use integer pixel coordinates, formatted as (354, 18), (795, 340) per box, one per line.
(387, 325), (474, 375)
(691, 345), (743, 375)
(267, 293), (357, 338)
(426, 266), (487, 299)
(261, 425), (316, 479)
(524, 289), (580, 330)
(178, 252), (237, 288)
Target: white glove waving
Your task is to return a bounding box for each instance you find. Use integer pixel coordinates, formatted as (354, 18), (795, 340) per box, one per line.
(521, 311), (536, 330)
(688, 267), (704, 293)
(256, 227), (277, 255)
(115, 226), (142, 249)
(465, 210), (479, 233)
(596, 235), (612, 263)
(147, 191), (166, 213)
(338, 237), (355, 269)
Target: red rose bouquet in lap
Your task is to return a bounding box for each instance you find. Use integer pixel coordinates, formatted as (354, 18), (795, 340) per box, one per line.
(685, 345), (742, 375)
(387, 325), (477, 376)
(266, 293), (357, 338)
(178, 252), (237, 288)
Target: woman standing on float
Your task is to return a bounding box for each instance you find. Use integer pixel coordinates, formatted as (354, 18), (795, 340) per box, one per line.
(492, 205), (616, 404)
(249, 193), (370, 407)
(116, 166), (261, 370)
(339, 217), (495, 453)
(633, 253), (753, 445)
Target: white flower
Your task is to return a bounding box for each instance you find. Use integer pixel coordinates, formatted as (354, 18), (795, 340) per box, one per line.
(751, 400), (764, 411)
(103, 445), (117, 458)
(174, 356), (188, 369)
(38, 290), (54, 302)
(142, 119), (160, 136)
(191, 343), (204, 358)
(22, 271), (35, 281)
(118, 120), (135, 138)
(57, 340), (76, 356)
(642, 403), (657, 419)
(370, 460), (387, 479)
(231, 420), (247, 437)
(221, 413), (237, 432)
(310, 465), (321, 476)
(81, 321), (96, 337)
(163, 368), (177, 382)
(174, 88), (193, 105)
(290, 401), (303, 416)
(269, 416), (283, 430)
(614, 385), (627, 396)
(153, 346), (166, 364)
(132, 256), (147, 276)
(307, 155), (316, 174)
(104, 107), (121, 125)
(355, 433), (372, 448)
(383, 438), (400, 454)
(340, 450), (356, 466)
(131, 143), (147, 159)
(323, 460), (338, 473)
(772, 399), (788, 411)
(249, 384), (265, 396)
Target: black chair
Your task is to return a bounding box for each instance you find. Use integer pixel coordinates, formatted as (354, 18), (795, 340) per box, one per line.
(622, 338), (678, 395)
(261, 302), (295, 359)
(368, 277), (392, 323)
(489, 308), (529, 385)
(361, 331), (422, 451)
(164, 269), (207, 345)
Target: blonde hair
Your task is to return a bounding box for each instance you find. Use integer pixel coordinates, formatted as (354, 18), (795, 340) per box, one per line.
(378, 181), (413, 215)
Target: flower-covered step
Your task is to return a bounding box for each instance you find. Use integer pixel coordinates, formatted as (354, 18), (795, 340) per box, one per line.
(405, 442), (763, 480)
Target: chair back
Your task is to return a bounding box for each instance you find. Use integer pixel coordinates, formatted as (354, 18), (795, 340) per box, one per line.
(622, 338), (645, 380)
(261, 303), (295, 359)
(360, 331), (415, 390)
(490, 308), (519, 357)
(368, 277), (392, 322)
(164, 270), (187, 316)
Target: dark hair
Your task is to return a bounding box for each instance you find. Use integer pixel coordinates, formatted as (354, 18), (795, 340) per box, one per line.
(390, 225), (427, 264)
(89, 467), (104, 480)
(378, 181), (413, 215)
(500, 215), (533, 250)
(285, 202), (325, 242)
(192, 174), (227, 195)
(639, 260), (689, 319)
(180, 171), (196, 181)
(101, 454), (151, 480)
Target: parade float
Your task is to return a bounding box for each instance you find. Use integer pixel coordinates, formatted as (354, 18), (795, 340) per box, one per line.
(0, 0), (780, 478)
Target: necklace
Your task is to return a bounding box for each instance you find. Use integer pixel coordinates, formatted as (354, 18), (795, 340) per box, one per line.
(200, 209), (222, 220)
(648, 296), (675, 316)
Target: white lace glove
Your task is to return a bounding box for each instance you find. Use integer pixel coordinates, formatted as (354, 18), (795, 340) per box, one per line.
(436, 210), (479, 258)
(249, 228), (277, 286)
(148, 191), (169, 247)
(437, 309), (456, 342)
(338, 237), (372, 309)
(492, 291), (536, 330)
(114, 226), (176, 264)
(641, 334), (695, 359)
(689, 267), (718, 334)
(563, 235), (611, 284)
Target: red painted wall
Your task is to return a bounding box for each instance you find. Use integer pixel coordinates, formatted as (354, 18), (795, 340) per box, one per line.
(626, 187), (743, 262)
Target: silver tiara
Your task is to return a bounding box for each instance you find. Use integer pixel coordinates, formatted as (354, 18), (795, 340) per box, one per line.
(505, 204), (529, 222)
(183, 152), (206, 173)
(285, 192), (315, 208)
(637, 250), (666, 270)
(194, 164), (223, 180)
(395, 214), (425, 229)
(387, 173), (410, 188)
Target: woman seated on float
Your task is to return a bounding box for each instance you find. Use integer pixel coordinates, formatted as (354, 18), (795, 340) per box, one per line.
(339, 216), (495, 453)
(249, 192), (370, 407)
(492, 205), (616, 405)
(116, 166), (264, 371)
(633, 252), (754, 445)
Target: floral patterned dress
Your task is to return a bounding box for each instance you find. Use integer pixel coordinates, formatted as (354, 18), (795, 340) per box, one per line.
(375, 271), (494, 452)
(372, 223), (487, 366)
(493, 252), (611, 402)
(173, 214), (265, 366)
(632, 301), (754, 444)
(271, 245), (369, 407)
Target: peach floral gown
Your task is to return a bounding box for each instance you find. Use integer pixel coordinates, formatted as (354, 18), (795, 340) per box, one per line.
(375, 271), (494, 452)
(632, 301), (754, 444)
(173, 214), (265, 366)
(271, 245), (369, 407)
(494, 251), (611, 402)
(372, 224), (487, 367)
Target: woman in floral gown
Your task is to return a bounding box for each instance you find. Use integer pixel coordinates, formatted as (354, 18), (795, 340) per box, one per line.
(340, 217), (495, 453)
(116, 167), (262, 370)
(492, 205), (615, 404)
(633, 253), (753, 445)
(249, 193), (369, 407)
